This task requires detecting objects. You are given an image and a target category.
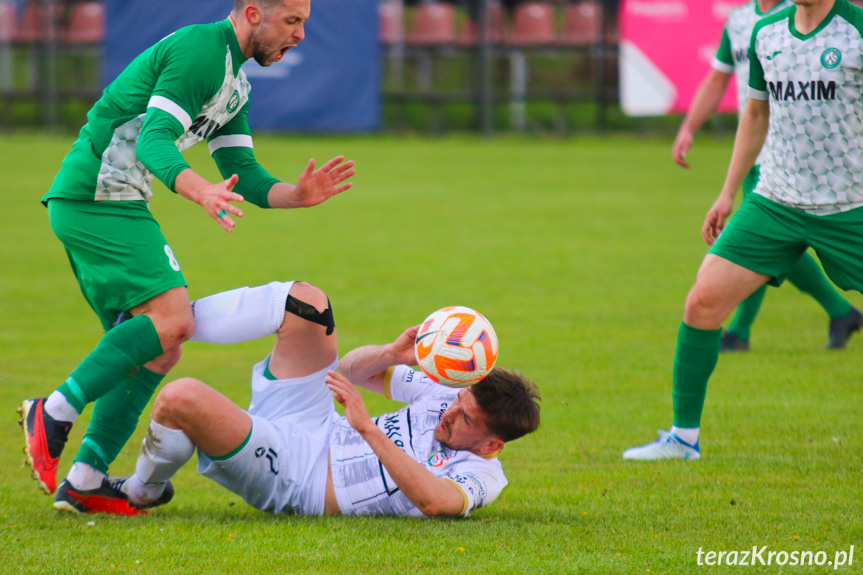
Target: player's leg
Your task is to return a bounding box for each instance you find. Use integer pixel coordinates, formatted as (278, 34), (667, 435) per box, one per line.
(722, 165), (767, 352)
(55, 346), (184, 513)
(807, 207), (863, 343)
(724, 285), (768, 351)
(124, 281), (337, 510)
(20, 199), (191, 494)
(624, 255), (769, 461)
(187, 279), (337, 375)
(116, 377), (250, 510)
(268, 281), (338, 379)
(784, 251), (861, 349)
(625, 194), (806, 460)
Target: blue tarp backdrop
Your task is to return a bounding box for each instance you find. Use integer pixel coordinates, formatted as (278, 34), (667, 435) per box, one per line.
(103, 0), (380, 132)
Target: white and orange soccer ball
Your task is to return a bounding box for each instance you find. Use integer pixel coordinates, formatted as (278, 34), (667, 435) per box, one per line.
(414, 306), (499, 387)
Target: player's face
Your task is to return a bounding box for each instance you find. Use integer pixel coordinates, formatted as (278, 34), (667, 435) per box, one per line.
(249, 0), (310, 66)
(434, 389), (496, 451)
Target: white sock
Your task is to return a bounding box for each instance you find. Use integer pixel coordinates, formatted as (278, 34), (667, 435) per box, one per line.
(123, 420), (195, 505)
(44, 391), (79, 423)
(671, 426), (699, 445)
(67, 462), (104, 490)
(189, 281), (293, 344)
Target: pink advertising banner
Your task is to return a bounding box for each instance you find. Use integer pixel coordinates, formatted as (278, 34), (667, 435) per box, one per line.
(619, 0), (748, 116)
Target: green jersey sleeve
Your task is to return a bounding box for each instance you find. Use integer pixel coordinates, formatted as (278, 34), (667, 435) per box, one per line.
(713, 28), (734, 72)
(137, 28), (226, 191)
(208, 102), (280, 209)
(137, 108), (191, 191)
(748, 23), (768, 99)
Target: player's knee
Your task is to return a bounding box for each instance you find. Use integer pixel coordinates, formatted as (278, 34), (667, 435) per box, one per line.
(146, 345), (183, 375)
(279, 281), (335, 336)
(152, 377), (202, 427)
(161, 312), (196, 347)
(683, 285), (723, 328)
(288, 281), (329, 312)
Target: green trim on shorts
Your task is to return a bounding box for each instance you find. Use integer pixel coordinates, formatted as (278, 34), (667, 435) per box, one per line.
(208, 424), (253, 461)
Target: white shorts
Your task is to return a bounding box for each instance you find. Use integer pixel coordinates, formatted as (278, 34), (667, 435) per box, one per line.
(197, 356), (338, 515)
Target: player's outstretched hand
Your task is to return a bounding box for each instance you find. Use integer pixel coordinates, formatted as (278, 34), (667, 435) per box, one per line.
(177, 171), (245, 232)
(673, 128), (693, 168)
(701, 195), (734, 245)
(293, 156), (356, 208)
(326, 370), (373, 433)
(391, 325), (420, 366)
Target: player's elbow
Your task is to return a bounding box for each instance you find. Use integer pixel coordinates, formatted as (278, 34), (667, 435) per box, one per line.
(417, 498), (460, 517)
(419, 502), (447, 517)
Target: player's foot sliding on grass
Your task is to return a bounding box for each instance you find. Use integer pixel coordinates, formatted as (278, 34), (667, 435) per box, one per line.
(19, 0), (355, 508)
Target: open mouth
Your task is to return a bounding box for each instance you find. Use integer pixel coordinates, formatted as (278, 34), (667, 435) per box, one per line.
(274, 46), (291, 62)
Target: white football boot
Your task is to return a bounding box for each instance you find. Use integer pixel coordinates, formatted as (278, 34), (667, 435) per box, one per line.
(623, 429), (700, 460)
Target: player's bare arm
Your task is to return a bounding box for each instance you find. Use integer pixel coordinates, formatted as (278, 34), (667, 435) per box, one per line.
(337, 326), (419, 395)
(175, 169), (246, 233)
(266, 156), (356, 209)
(325, 370), (466, 517)
(673, 69), (733, 168)
(702, 98), (769, 245)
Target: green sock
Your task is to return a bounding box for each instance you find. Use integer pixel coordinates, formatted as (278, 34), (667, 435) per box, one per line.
(73, 367), (166, 474)
(57, 315), (163, 413)
(672, 322), (721, 429)
(727, 285), (768, 341)
(787, 251), (852, 320)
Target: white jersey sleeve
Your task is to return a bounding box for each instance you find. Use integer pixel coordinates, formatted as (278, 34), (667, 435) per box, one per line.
(442, 458), (508, 517)
(384, 364), (454, 404)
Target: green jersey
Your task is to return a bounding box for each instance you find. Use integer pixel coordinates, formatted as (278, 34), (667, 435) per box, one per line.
(44, 19), (279, 208)
(749, 0), (863, 215)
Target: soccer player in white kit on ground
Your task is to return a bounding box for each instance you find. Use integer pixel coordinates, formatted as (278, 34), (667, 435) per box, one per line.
(91, 280), (541, 516)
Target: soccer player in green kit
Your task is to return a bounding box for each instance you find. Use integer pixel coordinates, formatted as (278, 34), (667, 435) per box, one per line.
(673, 0), (862, 353)
(627, 0), (863, 460)
(18, 0), (356, 512)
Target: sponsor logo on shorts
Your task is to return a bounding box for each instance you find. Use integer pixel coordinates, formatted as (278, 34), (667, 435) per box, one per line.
(255, 447), (279, 475)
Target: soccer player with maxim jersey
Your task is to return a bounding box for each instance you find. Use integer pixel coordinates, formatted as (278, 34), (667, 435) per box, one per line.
(627, 0), (863, 460)
(673, 0), (862, 353)
(19, 0), (356, 512)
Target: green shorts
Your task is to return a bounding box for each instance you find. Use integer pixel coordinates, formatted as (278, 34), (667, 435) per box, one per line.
(710, 192), (863, 291)
(48, 198), (187, 330)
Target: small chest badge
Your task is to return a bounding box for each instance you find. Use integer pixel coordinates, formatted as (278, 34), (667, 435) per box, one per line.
(821, 48), (841, 70)
(226, 90), (240, 113)
(428, 450), (450, 468)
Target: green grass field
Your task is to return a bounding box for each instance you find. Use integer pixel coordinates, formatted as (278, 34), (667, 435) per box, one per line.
(1, 134), (861, 574)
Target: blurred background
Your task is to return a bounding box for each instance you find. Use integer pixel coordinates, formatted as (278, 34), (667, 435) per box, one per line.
(0, 0), (818, 135)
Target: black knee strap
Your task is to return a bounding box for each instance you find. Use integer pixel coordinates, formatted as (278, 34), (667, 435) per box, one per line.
(285, 295), (335, 335)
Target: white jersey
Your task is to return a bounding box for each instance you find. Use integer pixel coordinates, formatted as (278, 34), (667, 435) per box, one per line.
(749, 0), (863, 214)
(329, 366), (508, 517)
(712, 0), (791, 165)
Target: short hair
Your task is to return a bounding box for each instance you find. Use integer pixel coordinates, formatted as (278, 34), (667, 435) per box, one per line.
(471, 367), (540, 442)
(232, 0), (285, 14)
